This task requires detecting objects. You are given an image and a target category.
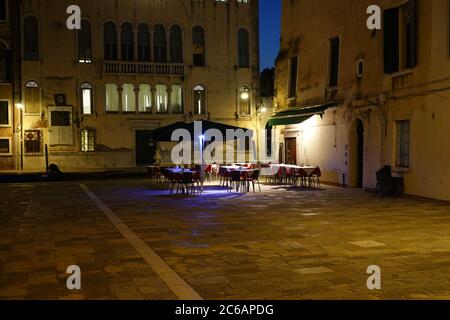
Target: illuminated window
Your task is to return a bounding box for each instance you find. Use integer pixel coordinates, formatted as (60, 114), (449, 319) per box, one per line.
(193, 85), (206, 115)
(24, 130), (42, 155)
(122, 84), (136, 112)
(105, 83), (119, 112)
(155, 84), (168, 113)
(138, 84), (152, 112)
(239, 86), (251, 115)
(78, 20), (92, 63)
(171, 84), (183, 114)
(81, 129), (95, 152)
(80, 82), (93, 115)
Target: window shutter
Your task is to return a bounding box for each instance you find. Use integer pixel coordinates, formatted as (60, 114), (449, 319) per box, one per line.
(383, 8), (400, 74)
(406, 0), (418, 69)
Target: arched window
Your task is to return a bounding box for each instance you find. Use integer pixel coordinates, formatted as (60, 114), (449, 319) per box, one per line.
(171, 84), (183, 114)
(0, 41), (10, 83)
(24, 81), (40, 114)
(23, 16), (39, 60)
(170, 25), (183, 63)
(192, 26), (205, 66)
(239, 86), (251, 115)
(137, 24), (151, 61)
(104, 22), (118, 60)
(155, 84), (168, 113)
(80, 82), (93, 115)
(153, 24), (167, 62)
(78, 20), (92, 63)
(105, 83), (119, 112)
(138, 84), (152, 112)
(121, 22), (134, 61)
(237, 28), (250, 68)
(193, 85), (206, 115)
(122, 84), (136, 112)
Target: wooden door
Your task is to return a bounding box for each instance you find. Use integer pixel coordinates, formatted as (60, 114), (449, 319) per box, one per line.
(285, 138), (297, 164)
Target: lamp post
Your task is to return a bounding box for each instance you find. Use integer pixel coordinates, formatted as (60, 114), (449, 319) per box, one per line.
(15, 103), (24, 171)
(199, 135), (205, 192)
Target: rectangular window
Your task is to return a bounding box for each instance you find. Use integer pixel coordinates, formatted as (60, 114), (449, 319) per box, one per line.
(0, 0), (7, 21)
(0, 100), (9, 126)
(288, 56), (298, 98)
(171, 85), (183, 114)
(328, 37), (340, 87)
(0, 138), (10, 155)
(122, 84), (136, 112)
(82, 88), (92, 115)
(156, 84), (168, 113)
(138, 84), (152, 112)
(396, 120), (411, 168)
(0, 49), (11, 83)
(81, 129), (95, 152)
(51, 111), (71, 126)
(384, 0), (417, 74)
(24, 130), (42, 155)
(25, 85), (40, 114)
(105, 83), (119, 112)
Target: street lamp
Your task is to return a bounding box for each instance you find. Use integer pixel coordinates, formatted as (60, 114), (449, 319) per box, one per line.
(15, 103), (24, 171)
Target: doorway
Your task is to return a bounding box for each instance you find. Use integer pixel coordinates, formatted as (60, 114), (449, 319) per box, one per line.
(135, 130), (157, 166)
(285, 137), (297, 164)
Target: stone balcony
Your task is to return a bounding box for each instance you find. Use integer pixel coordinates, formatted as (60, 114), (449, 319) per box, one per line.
(103, 61), (185, 77)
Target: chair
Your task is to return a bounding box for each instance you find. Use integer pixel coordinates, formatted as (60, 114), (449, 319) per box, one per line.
(192, 171), (202, 195)
(176, 172), (194, 196)
(146, 167), (155, 185)
(310, 167), (322, 189)
(375, 166), (403, 197)
(229, 170), (245, 193)
(246, 170), (262, 193)
(293, 168), (307, 188)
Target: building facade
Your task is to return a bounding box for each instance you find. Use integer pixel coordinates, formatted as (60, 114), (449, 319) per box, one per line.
(274, 0), (450, 201)
(0, 0), (20, 170)
(3, 0), (259, 172)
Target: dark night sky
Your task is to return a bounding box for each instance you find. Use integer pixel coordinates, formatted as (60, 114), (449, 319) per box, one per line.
(259, 0), (281, 70)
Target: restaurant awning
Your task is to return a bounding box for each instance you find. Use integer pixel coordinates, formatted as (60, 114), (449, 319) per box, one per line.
(268, 103), (337, 126)
(151, 120), (254, 142)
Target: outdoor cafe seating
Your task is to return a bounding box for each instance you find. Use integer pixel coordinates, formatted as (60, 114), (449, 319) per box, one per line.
(146, 162), (321, 196)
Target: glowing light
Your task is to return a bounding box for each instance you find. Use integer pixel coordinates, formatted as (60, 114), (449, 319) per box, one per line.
(15, 103), (24, 110)
(240, 92), (249, 100)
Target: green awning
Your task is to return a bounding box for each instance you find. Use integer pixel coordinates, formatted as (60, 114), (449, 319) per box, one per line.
(268, 103), (337, 126)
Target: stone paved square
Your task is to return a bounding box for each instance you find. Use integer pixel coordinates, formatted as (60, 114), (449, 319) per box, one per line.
(1, 179), (450, 300)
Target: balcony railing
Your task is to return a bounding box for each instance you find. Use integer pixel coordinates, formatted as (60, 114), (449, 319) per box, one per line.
(103, 61), (185, 77)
